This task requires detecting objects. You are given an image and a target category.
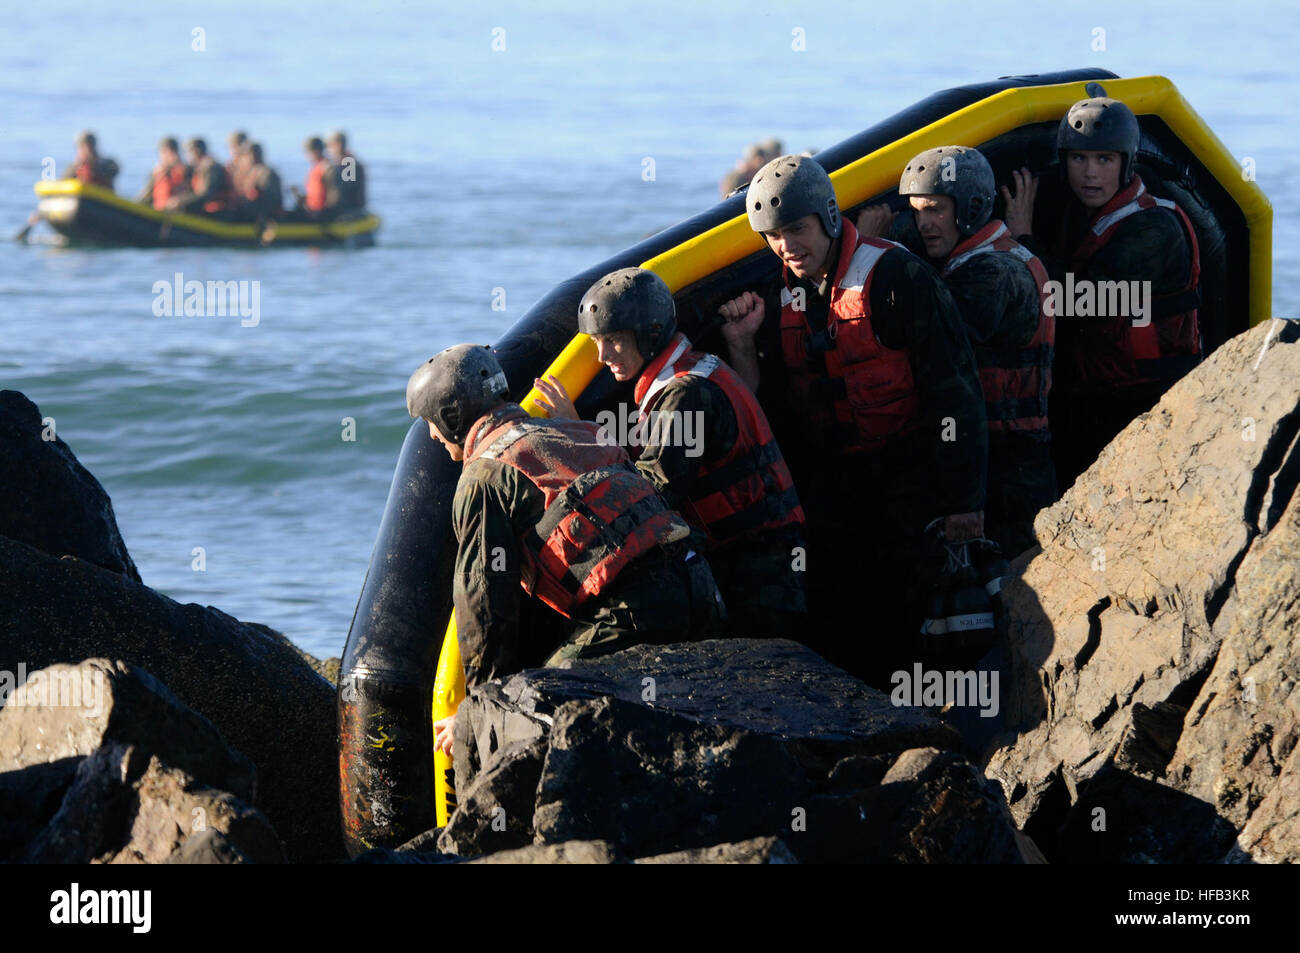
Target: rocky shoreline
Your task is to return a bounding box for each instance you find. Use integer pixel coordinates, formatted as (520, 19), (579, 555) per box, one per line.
(1, 318), (1297, 863)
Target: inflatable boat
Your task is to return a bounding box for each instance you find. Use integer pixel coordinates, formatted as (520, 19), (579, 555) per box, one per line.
(337, 69), (1273, 855)
(31, 179), (379, 247)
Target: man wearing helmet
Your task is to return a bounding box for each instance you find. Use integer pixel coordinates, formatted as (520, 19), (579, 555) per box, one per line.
(718, 154), (987, 683)
(534, 267), (808, 638)
(406, 345), (726, 751)
(858, 146), (1057, 558)
(1001, 91), (1201, 488)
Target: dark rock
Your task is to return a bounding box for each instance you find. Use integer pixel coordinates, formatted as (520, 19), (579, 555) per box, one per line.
(0, 659), (256, 800)
(0, 390), (139, 581)
(448, 639), (969, 861)
(465, 840), (619, 864)
(164, 829), (252, 864)
(458, 638), (957, 783)
(1052, 763), (1236, 863)
(21, 744), (284, 863)
(437, 738), (546, 857)
(533, 695), (812, 858)
(0, 759), (81, 859)
(0, 658), (258, 861)
(0, 535), (340, 862)
(987, 320), (1300, 862)
(789, 748), (1025, 863)
(635, 837), (799, 864)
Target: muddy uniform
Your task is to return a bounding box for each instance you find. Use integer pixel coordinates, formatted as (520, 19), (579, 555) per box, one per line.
(753, 229), (987, 684)
(1018, 180), (1198, 489)
(451, 404), (725, 689)
(941, 238), (1057, 558)
(631, 348), (807, 638)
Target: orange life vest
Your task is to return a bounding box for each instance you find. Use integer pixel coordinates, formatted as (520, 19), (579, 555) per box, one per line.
(1068, 176), (1201, 388)
(305, 160), (329, 211)
(633, 334), (805, 548)
(943, 220), (1055, 434)
(151, 162), (188, 210)
(779, 221), (923, 454)
(462, 405), (690, 617)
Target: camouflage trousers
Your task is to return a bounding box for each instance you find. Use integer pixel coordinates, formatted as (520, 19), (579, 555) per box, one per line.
(544, 547), (727, 666)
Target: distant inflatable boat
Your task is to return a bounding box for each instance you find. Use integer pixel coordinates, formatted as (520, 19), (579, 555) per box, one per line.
(337, 68), (1273, 856)
(32, 179), (379, 248)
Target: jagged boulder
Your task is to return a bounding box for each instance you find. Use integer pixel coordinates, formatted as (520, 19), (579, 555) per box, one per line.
(442, 639), (1031, 862)
(21, 744), (283, 864)
(0, 390), (139, 581)
(0, 659), (281, 863)
(987, 319), (1300, 862)
(0, 537), (340, 861)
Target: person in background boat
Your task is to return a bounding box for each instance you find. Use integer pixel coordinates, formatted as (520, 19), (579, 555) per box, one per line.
(1001, 91), (1201, 491)
(62, 131), (119, 190)
(165, 137), (235, 217)
(238, 142), (283, 222)
(290, 136), (340, 220)
(326, 130), (367, 211)
(135, 137), (190, 211)
(856, 146), (1057, 559)
(532, 267), (808, 639)
(718, 154), (988, 687)
(719, 137), (783, 197)
(225, 130), (252, 196)
(406, 345), (726, 755)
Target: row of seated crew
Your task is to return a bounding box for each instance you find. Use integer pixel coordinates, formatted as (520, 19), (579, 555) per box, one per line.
(62, 129), (367, 223)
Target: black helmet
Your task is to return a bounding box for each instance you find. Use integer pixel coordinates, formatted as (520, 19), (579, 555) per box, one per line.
(577, 267), (677, 360)
(1057, 93), (1141, 185)
(406, 344), (510, 445)
(746, 154), (841, 239)
(898, 146), (996, 236)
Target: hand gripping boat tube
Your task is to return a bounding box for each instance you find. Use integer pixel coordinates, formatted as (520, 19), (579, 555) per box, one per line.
(339, 68), (1269, 854)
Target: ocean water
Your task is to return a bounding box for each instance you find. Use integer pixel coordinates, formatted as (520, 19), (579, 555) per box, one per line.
(2, 0), (1295, 659)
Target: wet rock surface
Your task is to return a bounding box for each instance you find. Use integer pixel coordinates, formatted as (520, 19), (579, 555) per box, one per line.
(434, 640), (1025, 862)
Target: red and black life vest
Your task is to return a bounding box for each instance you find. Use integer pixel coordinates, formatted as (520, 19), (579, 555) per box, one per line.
(632, 333), (804, 548)
(779, 221), (923, 454)
(1069, 176), (1201, 388)
(151, 162), (188, 210)
(943, 220), (1055, 434)
(462, 405), (691, 617)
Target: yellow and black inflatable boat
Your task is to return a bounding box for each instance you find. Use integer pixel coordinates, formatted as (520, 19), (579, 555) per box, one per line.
(32, 179), (379, 248)
(337, 69), (1272, 856)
